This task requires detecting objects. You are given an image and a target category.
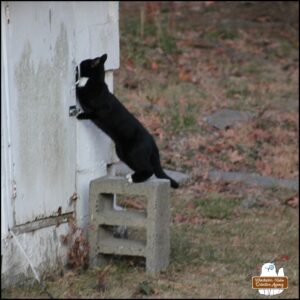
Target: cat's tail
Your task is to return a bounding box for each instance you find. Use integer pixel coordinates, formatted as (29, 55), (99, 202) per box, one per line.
(152, 151), (179, 189)
(154, 166), (179, 189)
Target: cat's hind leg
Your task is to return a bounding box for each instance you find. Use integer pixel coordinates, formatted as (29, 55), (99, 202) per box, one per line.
(127, 171), (153, 184)
(126, 173), (133, 183)
(121, 142), (154, 184)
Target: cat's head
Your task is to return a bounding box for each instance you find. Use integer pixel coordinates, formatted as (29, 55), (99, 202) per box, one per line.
(76, 54), (107, 87)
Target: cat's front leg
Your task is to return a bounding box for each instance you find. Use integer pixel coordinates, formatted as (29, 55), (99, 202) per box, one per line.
(77, 112), (97, 120)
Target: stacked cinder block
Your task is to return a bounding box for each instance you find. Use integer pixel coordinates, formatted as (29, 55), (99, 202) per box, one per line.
(88, 176), (170, 274)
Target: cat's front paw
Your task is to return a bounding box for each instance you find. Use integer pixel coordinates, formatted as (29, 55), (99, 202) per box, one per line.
(77, 113), (87, 120)
(126, 174), (133, 184)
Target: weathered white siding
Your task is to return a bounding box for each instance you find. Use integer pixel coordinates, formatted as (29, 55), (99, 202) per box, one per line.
(1, 1), (119, 286)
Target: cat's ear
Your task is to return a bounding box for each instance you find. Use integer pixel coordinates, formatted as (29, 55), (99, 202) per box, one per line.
(91, 58), (101, 68)
(91, 54), (107, 68)
(100, 54), (107, 63)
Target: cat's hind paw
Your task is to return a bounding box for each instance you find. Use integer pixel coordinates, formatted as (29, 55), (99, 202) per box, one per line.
(126, 174), (133, 184)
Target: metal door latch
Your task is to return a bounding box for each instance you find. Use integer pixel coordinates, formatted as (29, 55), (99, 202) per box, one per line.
(69, 105), (81, 117)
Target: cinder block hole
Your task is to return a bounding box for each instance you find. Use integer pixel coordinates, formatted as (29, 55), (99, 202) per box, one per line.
(98, 193), (114, 210)
(100, 225), (146, 244)
(115, 194), (147, 213)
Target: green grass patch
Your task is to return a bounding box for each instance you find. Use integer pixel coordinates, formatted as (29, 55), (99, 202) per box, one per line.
(242, 62), (263, 74)
(203, 27), (239, 43)
(194, 194), (241, 219)
(225, 85), (251, 100)
(170, 225), (196, 269)
(159, 29), (177, 54)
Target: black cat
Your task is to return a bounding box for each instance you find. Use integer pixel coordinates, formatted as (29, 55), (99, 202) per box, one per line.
(75, 54), (179, 189)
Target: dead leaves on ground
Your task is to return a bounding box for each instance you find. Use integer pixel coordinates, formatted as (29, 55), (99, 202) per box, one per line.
(60, 216), (89, 270)
(158, 108), (297, 180)
(228, 149), (244, 163)
(173, 213), (205, 225)
(285, 195), (299, 208)
(117, 2), (298, 211)
(172, 199), (206, 225)
(118, 197), (145, 211)
(198, 111), (298, 179)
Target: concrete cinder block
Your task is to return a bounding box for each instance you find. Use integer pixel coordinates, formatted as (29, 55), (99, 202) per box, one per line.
(88, 176), (170, 274)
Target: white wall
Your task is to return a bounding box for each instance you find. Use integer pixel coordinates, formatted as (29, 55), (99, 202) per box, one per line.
(1, 1), (119, 286)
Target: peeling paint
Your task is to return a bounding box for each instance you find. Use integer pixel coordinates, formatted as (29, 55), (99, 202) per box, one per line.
(14, 23), (70, 223)
(1, 223), (69, 288)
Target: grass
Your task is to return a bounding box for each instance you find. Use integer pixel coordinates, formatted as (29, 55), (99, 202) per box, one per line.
(159, 29), (177, 54)
(225, 86), (251, 100)
(120, 6), (178, 66)
(203, 27), (239, 43)
(194, 193), (241, 219)
(2, 199), (298, 298)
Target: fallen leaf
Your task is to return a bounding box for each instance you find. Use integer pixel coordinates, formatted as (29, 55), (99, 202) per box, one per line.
(255, 160), (272, 176)
(173, 213), (188, 223)
(186, 201), (197, 210)
(223, 128), (236, 138)
(189, 216), (205, 225)
(204, 1), (215, 7)
(248, 128), (272, 142)
(275, 255), (289, 262)
(228, 150), (244, 163)
(125, 58), (135, 71)
(151, 62), (158, 71)
(178, 69), (191, 82)
(256, 15), (271, 23)
(118, 198), (145, 210)
(285, 195), (299, 208)
(191, 182), (205, 193)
